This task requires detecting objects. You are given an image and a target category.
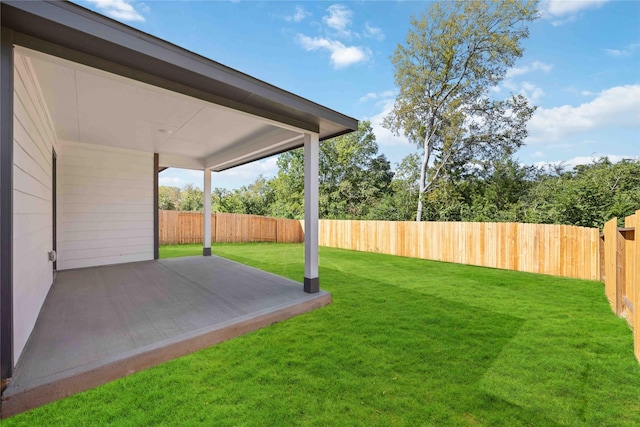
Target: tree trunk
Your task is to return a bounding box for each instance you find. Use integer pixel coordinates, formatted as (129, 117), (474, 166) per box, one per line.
(416, 135), (430, 222)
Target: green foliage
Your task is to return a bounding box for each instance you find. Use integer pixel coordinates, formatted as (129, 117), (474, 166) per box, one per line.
(384, 0), (538, 220)
(237, 120), (393, 219)
(268, 149), (305, 218)
(158, 185), (180, 210)
(161, 154), (639, 229)
(522, 158), (640, 228)
(9, 244), (640, 426)
(158, 184), (203, 211)
(212, 188), (245, 214)
(213, 176), (274, 216)
(367, 153), (420, 220)
(178, 184), (204, 211)
(412, 156), (640, 228)
(319, 121), (393, 219)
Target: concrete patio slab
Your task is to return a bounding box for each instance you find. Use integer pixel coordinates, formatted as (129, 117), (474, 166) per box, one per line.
(0, 255), (330, 417)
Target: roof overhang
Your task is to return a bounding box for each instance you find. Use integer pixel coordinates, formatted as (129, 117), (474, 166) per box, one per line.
(1, 0), (358, 171)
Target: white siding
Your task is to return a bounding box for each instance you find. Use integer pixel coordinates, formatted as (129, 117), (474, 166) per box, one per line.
(13, 54), (57, 363)
(58, 142), (154, 270)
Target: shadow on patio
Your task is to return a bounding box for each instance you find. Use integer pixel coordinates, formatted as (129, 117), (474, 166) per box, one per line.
(1, 256), (330, 417)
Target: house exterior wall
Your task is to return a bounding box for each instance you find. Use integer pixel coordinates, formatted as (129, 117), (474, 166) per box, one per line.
(58, 142), (154, 270)
(12, 54), (57, 362)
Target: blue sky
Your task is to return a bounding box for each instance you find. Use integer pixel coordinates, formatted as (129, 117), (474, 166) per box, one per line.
(78, 0), (640, 190)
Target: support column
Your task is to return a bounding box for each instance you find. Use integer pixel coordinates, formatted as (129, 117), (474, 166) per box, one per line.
(1, 27), (15, 382)
(203, 168), (212, 256)
(304, 133), (319, 293)
(153, 154), (159, 260)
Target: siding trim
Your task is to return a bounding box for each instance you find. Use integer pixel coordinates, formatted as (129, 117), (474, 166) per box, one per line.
(153, 153), (159, 260)
(1, 26), (15, 382)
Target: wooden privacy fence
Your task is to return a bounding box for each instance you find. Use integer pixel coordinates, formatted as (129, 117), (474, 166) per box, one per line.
(602, 210), (639, 362)
(318, 220), (601, 281)
(160, 213), (601, 280)
(158, 210), (304, 244)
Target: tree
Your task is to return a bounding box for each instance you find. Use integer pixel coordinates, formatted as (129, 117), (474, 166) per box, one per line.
(319, 121), (393, 218)
(236, 176), (274, 216)
(384, 0), (538, 221)
(523, 158), (640, 228)
(180, 184), (204, 211)
(267, 121), (392, 219)
(159, 186), (181, 210)
(212, 188), (245, 213)
(463, 156), (540, 222)
(368, 153), (420, 220)
(268, 149), (305, 218)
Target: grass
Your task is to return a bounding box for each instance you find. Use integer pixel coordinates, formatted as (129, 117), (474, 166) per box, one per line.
(5, 243), (640, 426)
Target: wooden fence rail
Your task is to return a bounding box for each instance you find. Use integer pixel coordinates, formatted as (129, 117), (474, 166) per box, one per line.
(159, 211), (304, 245)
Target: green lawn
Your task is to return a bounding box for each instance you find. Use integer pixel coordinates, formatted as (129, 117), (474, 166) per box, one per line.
(6, 243), (640, 426)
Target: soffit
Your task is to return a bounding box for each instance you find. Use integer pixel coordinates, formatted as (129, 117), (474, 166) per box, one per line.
(20, 48), (303, 171)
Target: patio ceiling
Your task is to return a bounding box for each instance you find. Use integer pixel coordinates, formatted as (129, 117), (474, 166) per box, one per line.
(20, 48), (305, 171)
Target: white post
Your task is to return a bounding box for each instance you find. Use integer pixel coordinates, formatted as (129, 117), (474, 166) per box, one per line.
(203, 168), (212, 256)
(304, 133), (319, 293)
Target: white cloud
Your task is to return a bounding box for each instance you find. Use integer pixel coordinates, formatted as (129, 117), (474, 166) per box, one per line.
(495, 61), (552, 102)
(296, 34), (370, 68)
(359, 92), (378, 103)
(296, 4), (383, 69)
(506, 61), (553, 79)
(160, 159), (279, 191)
(159, 175), (188, 188)
(323, 4), (353, 38)
(605, 43), (640, 57)
(222, 157), (279, 180)
(580, 90), (595, 96)
(368, 99), (412, 148)
(528, 84), (640, 143)
(542, 0), (610, 17)
(358, 90), (395, 103)
(503, 79), (545, 102)
(284, 6), (310, 23)
(540, 0), (610, 26)
(214, 157), (279, 190)
(363, 23), (385, 41)
(521, 82), (545, 102)
(605, 49), (624, 57)
(85, 0), (146, 22)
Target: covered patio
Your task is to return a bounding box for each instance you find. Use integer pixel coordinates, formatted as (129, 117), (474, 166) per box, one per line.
(1, 255), (330, 416)
(0, 0), (356, 417)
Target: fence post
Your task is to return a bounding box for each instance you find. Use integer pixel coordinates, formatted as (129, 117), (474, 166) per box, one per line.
(635, 216), (640, 363)
(603, 218), (622, 314)
(617, 228), (627, 316)
(626, 210), (640, 363)
(599, 233), (605, 281)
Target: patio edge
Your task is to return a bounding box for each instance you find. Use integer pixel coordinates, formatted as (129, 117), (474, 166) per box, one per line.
(0, 291), (331, 418)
